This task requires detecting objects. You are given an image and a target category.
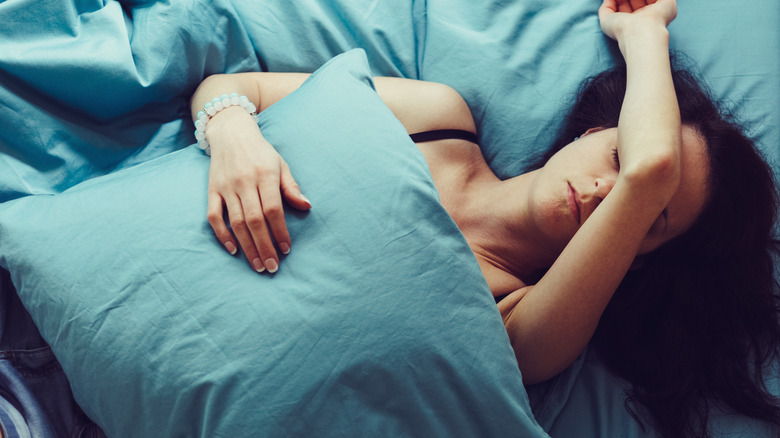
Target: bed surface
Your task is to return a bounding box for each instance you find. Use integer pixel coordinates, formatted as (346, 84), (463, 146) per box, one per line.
(0, 0), (777, 436)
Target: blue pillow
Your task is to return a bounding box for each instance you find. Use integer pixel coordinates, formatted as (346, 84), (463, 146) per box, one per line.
(0, 50), (546, 437)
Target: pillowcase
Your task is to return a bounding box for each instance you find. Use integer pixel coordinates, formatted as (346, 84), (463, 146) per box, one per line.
(0, 50), (546, 437)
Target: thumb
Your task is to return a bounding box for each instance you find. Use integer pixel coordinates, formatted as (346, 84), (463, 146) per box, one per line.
(656, 0), (677, 25)
(280, 161), (312, 210)
(599, 0), (617, 17)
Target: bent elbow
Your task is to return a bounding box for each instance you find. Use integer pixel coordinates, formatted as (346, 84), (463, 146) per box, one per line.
(515, 349), (580, 385)
(519, 362), (559, 385)
(507, 329), (585, 386)
(622, 149), (681, 193)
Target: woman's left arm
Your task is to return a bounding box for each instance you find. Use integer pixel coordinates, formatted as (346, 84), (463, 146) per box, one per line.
(499, 0), (681, 384)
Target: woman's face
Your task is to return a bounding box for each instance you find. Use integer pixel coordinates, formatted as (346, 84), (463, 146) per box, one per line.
(527, 125), (710, 255)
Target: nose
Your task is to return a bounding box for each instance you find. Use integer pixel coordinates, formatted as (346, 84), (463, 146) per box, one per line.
(593, 176), (616, 203)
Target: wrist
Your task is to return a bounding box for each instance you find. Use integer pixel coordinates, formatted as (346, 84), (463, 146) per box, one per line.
(205, 106), (252, 132)
(616, 21), (669, 53)
(204, 106), (259, 144)
(193, 93), (259, 155)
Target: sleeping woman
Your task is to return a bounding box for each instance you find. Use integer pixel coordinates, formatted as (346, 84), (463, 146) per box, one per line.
(190, 0), (780, 436)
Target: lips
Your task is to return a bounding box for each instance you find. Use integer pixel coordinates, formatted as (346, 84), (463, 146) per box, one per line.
(567, 182), (581, 224)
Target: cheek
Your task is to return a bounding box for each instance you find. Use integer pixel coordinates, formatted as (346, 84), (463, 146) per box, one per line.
(527, 168), (580, 251)
(532, 196), (577, 250)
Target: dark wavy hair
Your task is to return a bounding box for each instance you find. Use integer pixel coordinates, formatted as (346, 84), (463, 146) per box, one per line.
(535, 59), (780, 437)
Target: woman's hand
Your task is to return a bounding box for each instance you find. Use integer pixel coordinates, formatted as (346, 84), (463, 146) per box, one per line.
(598, 0), (677, 41)
(205, 106), (311, 273)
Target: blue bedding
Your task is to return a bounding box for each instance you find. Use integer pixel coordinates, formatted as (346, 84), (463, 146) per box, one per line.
(0, 50), (546, 437)
(0, 0), (778, 436)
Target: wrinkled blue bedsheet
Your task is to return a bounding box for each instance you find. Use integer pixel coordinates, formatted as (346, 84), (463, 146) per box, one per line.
(1, 0), (778, 436)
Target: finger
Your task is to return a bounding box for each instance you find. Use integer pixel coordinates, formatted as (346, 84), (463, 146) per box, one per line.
(280, 161), (312, 211)
(257, 173), (291, 258)
(629, 0), (645, 12)
(225, 195), (265, 273)
(615, 0), (633, 12)
(207, 192), (238, 255)
(239, 186), (280, 272)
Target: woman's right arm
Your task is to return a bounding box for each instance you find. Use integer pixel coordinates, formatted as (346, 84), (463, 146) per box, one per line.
(190, 72), (474, 272)
(191, 74), (312, 273)
(191, 73), (474, 133)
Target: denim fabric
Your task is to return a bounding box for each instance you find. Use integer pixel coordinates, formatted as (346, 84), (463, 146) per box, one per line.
(0, 269), (105, 438)
(0, 394), (31, 438)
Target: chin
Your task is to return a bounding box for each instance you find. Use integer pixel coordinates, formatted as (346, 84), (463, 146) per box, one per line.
(535, 205), (576, 252)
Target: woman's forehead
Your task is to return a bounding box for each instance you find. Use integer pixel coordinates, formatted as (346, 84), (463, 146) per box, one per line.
(664, 126), (710, 238)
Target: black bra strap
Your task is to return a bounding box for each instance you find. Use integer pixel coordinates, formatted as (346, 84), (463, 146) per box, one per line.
(409, 129), (478, 144)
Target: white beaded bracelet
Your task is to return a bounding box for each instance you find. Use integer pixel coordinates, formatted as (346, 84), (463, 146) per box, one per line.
(194, 92), (259, 156)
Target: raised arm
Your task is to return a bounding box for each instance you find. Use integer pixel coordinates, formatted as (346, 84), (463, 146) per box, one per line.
(499, 0), (681, 384)
(190, 70), (474, 273)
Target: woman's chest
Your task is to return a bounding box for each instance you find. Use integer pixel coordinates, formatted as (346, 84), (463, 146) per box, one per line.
(416, 140), (528, 297)
(415, 139), (484, 209)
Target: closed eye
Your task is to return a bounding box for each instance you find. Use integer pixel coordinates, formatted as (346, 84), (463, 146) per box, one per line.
(611, 147), (620, 168)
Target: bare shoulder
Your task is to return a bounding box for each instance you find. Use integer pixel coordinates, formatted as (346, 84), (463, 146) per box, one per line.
(373, 77), (476, 135)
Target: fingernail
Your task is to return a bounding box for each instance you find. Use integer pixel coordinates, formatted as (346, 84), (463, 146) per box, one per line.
(279, 242), (291, 255)
(265, 258), (278, 273)
(300, 193), (311, 206)
(225, 241), (238, 255)
(252, 258), (265, 272)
